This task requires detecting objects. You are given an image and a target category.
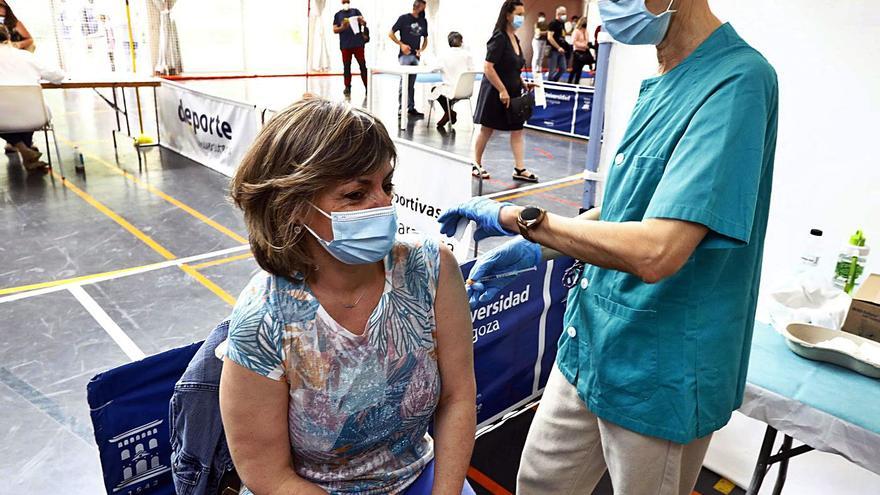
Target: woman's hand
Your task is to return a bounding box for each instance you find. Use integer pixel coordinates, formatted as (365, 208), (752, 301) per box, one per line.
(401, 44), (412, 55)
(499, 90), (511, 108)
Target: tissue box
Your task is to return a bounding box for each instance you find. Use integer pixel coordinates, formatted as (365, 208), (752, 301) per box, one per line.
(842, 273), (880, 343)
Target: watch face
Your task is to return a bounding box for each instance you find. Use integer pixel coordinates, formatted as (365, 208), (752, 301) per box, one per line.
(521, 206), (542, 221)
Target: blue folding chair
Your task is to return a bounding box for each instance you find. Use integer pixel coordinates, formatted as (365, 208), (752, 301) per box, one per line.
(87, 341), (202, 495)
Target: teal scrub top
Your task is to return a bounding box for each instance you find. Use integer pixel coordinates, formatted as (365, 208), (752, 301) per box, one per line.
(557, 23), (779, 444)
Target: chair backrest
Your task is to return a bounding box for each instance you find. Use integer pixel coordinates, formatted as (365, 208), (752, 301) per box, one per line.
(87, 340), (202, 495)
(0, 85), (50, 132)
(451, 71), (480, 100)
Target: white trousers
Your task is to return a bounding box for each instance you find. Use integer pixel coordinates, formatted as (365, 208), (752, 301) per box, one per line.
(517, 365), (713, 495)
(531, 39), (547, 72)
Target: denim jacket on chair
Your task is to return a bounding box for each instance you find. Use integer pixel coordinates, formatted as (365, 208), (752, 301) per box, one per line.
(169, 320), (236, 495)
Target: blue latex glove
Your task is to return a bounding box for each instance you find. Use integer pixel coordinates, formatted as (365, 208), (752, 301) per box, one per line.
(466, 238), (542, 307)
(438, 197), (517, 241)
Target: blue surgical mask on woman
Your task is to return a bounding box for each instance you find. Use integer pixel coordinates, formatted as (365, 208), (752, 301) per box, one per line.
(598, 0), (676, 46)
(512, 15), (525, 29)
(304, 203), (398, 265)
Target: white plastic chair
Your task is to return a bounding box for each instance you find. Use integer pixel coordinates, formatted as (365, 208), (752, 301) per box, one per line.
(0, 84), (63, 177)
(427, 70), (481, 130)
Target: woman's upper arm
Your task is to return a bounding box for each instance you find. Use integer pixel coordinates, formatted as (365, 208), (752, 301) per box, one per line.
(433, 245), (476, 404)
(220, 359), (296, 493)
(16, 21), (31, 39)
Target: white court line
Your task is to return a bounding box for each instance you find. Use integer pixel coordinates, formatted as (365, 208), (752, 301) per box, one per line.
(0, 244), (251, 305)
(482, 171), (601, 200)
(69, 286), (146, 361)
(533, 259), (555, 395)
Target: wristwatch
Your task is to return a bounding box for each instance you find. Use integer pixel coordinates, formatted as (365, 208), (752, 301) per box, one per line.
(517, 206), (546, 241)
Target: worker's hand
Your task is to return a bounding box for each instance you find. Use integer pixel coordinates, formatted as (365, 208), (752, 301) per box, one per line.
(524, 81), (538, 91)
(438, 197), (516, 241)
(558, 47), (565, 54)
(499, 90), (511, 107)
(401, 44), (412, 55)
(358, 16), (366, 25)
(466, 238), (542, 307)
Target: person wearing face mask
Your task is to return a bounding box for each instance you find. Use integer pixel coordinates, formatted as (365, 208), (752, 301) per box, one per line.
(438, 0), (778, 493)
(471, 0), (539, 183)
(546, 6), (569, 81)
(531, 11), (549, 74)
(222, 97), (476, 495)
(332, 0), (368, 97)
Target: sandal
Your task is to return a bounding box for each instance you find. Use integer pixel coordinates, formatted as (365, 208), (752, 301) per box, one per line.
(472, 163), (491, 179)
(513, 167), (539, 183)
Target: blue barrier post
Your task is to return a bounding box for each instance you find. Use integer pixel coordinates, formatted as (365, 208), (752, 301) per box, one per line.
(582, 40), (612, 210)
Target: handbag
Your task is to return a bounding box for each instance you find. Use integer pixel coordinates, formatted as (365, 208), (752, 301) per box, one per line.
(507, 90), (535, 124)
(361, 25), (370, 44)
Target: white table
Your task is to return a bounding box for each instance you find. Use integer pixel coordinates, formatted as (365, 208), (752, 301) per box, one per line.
(367, 65), (440, 130)
(737, 324), (880, 494)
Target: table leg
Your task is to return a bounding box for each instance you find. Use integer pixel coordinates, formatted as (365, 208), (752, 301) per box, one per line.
(746, 425), (777, 495)
(367, 69), (373, 112)
(153, 86), (161, 145)
(401, 74), (409, 131)
(121, 86), (132, 137)
(111, 87), (120, 151)
(772, 435), (794, 495)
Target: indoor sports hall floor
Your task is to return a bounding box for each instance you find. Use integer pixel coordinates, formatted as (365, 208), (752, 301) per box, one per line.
(0, 75), (741, 495)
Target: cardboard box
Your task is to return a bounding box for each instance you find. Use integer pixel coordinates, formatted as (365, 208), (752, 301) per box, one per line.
(842, 273), (880, 343)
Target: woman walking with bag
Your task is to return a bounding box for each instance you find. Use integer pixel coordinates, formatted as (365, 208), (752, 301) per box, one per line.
(568, 17), (595, 85)
(471, 0), (538, 183)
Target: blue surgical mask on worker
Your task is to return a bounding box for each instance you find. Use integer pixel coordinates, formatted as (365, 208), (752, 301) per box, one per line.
(512, 15), (525, 29)
(598, 0), (676, 46)
(304, 203), (398, 264)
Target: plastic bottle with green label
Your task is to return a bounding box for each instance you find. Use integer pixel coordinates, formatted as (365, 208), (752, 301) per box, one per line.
(833, 230), (870, 294)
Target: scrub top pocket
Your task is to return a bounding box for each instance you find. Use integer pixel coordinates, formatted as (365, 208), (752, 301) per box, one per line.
(588, 294), (659, 407)
(601, 155), (667, 222)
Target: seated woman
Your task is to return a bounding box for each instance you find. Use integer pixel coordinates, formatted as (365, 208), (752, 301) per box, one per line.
(221, 97), (477, 495)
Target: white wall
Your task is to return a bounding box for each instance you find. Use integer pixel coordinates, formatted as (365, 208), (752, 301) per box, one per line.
(598, 1), (880, 491)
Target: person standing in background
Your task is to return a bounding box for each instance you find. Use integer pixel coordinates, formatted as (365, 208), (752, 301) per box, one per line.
(389, 0), (429, 117)
(565, 14), (578, 69)
(531, 12), (548, 75)
(568, 17), (594, 84)
(471, 0), (539, 183)
(546, 6), (568, 82)
(333, 0), (368, 98)
(0, 1), (34, 51)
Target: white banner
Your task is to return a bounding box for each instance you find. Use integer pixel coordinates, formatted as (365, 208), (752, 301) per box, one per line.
(158, 81), (259, 177)
(392, 139), (474, 261)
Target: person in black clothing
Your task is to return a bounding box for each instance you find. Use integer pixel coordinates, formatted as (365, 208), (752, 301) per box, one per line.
(332, 0), (368, 97)
(471, 0), (538, 183)
(389, 0), (428, 116)
(546, 6), (568, 82)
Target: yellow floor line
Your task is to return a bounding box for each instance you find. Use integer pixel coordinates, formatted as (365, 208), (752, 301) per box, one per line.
(493, 178), (584, 202)
(49, 170), (236, 306)
(53, 170), (176, 260)
(1, 263), (156, 296)
(0, 245), (249, 298)
(57, 136), (248, 244)
(189, 253), (254, 270)
(179, 264), (237, 306)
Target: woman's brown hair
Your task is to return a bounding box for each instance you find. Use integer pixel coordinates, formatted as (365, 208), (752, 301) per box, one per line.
(230, 97), (396, 278)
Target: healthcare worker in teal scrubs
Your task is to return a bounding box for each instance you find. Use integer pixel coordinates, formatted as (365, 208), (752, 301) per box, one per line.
(439, 0), (778, 493)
